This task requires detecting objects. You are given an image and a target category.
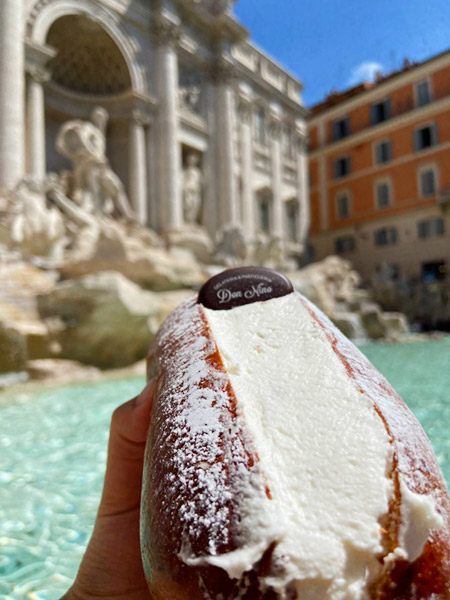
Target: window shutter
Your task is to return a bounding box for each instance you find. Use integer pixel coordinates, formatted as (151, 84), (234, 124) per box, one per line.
(437, 218), (445, 235)
(332, 121), (339, 141)
(375, 143), (381, 164)
(432, 123), (438, 146)
(387, 140), (392, 161)
(384, 99), (391, 119)
(344, 117), (350, 136)
(413, 129), (419, 152)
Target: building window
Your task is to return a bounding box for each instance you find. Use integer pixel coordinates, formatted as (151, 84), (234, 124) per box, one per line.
(282, 124), (295, 160)
(416, 80), (432, 107)
(375, 181), (391, 209)
(332, 116), (350, 141)
(257, 191), (271, 233)
(377, 262), (401, 281)
(374, 227), (398, 246)
(285, 200), (298, 241)
(334, 235), (356, 254)
(422, 261), (447, 282)
(370, 98), (391, 125)
(333, 155), (351, 178)
(374, 139), (392, 164)
(417, 217), (445, 239)
(254, 107), (267, 145)
(414, 123), (438, 151)
(419, 167), (437, 197)
(336, 192), (351, 219)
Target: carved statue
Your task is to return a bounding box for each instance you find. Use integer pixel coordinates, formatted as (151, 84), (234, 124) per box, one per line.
(178, 69), (202, 115)
(252, 234), (286, 269)
(214, 225), (248, 266)
(56, 107), (134, 221)
(178, 84), (202, 114)
(197, 0), (234, 15)
(267, 235), (284, 269)
(182, 153), (203, 225)
(8, 177), (66, 260)
(44, 172), (100, 262)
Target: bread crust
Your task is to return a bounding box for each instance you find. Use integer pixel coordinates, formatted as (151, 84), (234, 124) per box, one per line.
(141, 294), (450, 599)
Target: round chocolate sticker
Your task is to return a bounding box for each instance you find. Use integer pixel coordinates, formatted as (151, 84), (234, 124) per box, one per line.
(198, 266), (294, 311)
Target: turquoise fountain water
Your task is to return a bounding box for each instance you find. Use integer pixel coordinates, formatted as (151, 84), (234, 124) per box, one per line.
(1, 339), (449, 599)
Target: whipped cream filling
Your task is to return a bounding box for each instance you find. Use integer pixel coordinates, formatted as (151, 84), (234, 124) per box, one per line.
(197, 292), (441, 599)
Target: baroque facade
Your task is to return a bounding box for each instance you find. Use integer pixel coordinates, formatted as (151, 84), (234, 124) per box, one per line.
(0, 0), (309, 266)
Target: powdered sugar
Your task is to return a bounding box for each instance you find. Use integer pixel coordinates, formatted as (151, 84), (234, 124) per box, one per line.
(142, 298), (270, 565)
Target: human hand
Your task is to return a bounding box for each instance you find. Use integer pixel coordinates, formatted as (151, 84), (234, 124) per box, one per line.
(62, 380), (155, 600)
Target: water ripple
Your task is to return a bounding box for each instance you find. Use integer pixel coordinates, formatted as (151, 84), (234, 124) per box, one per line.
(0, 377), (145, 599)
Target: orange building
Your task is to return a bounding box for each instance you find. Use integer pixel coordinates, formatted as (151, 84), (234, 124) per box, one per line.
(308, 50), (450, 283)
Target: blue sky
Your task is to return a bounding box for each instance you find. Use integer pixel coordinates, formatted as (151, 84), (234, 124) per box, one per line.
(234, 0), (450, 107)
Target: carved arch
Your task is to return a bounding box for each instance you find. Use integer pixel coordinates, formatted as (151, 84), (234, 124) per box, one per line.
(27, 0), (145, 94)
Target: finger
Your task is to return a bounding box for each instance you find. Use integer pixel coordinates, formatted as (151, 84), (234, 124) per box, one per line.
(98, 379), (155, 517)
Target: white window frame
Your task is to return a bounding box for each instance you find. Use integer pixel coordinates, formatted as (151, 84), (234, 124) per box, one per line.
(335, 189), (352, 220)
(414, 78), (433, 108)
(373, 138), (392, 165)
(374, 176), (393, 209)
(374, 226), (398, 247)
(417, 217), (445, 240)
(417, 163), (439, 198)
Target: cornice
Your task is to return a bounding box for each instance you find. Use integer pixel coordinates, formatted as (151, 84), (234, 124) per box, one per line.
(45, 83), (157, 119)
(309, 51), (450, 125)
(310, 140), (450, 193)
(309, 95), (450, 159)
(25, 37), (57, 64)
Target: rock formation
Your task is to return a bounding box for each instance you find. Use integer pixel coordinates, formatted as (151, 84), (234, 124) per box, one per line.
(0, 112), (411, 380)
(288, 256), (409, 342)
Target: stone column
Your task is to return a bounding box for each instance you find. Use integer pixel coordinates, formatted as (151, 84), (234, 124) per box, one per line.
(129, 110), (149, 224)
(296, 123), (310, 245)
(26, 65), (49, 180)
(214, 59), (238, 227)
(146, 121), (158, 230)
(0, 0), (24, 189)
(153, 17), (183, 233)
(318, 122), (329, 231)
(270, 107), (283, 238)
(239, 93), (254, 236)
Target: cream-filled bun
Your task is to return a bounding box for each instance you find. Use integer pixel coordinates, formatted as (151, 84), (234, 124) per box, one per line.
(141, 267), (450, 600)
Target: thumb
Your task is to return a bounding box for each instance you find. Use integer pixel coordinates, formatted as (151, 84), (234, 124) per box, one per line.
(98, 379), (155, 518)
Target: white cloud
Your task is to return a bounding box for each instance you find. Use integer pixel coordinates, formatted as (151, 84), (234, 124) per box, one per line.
(348, 61), (384, 86)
